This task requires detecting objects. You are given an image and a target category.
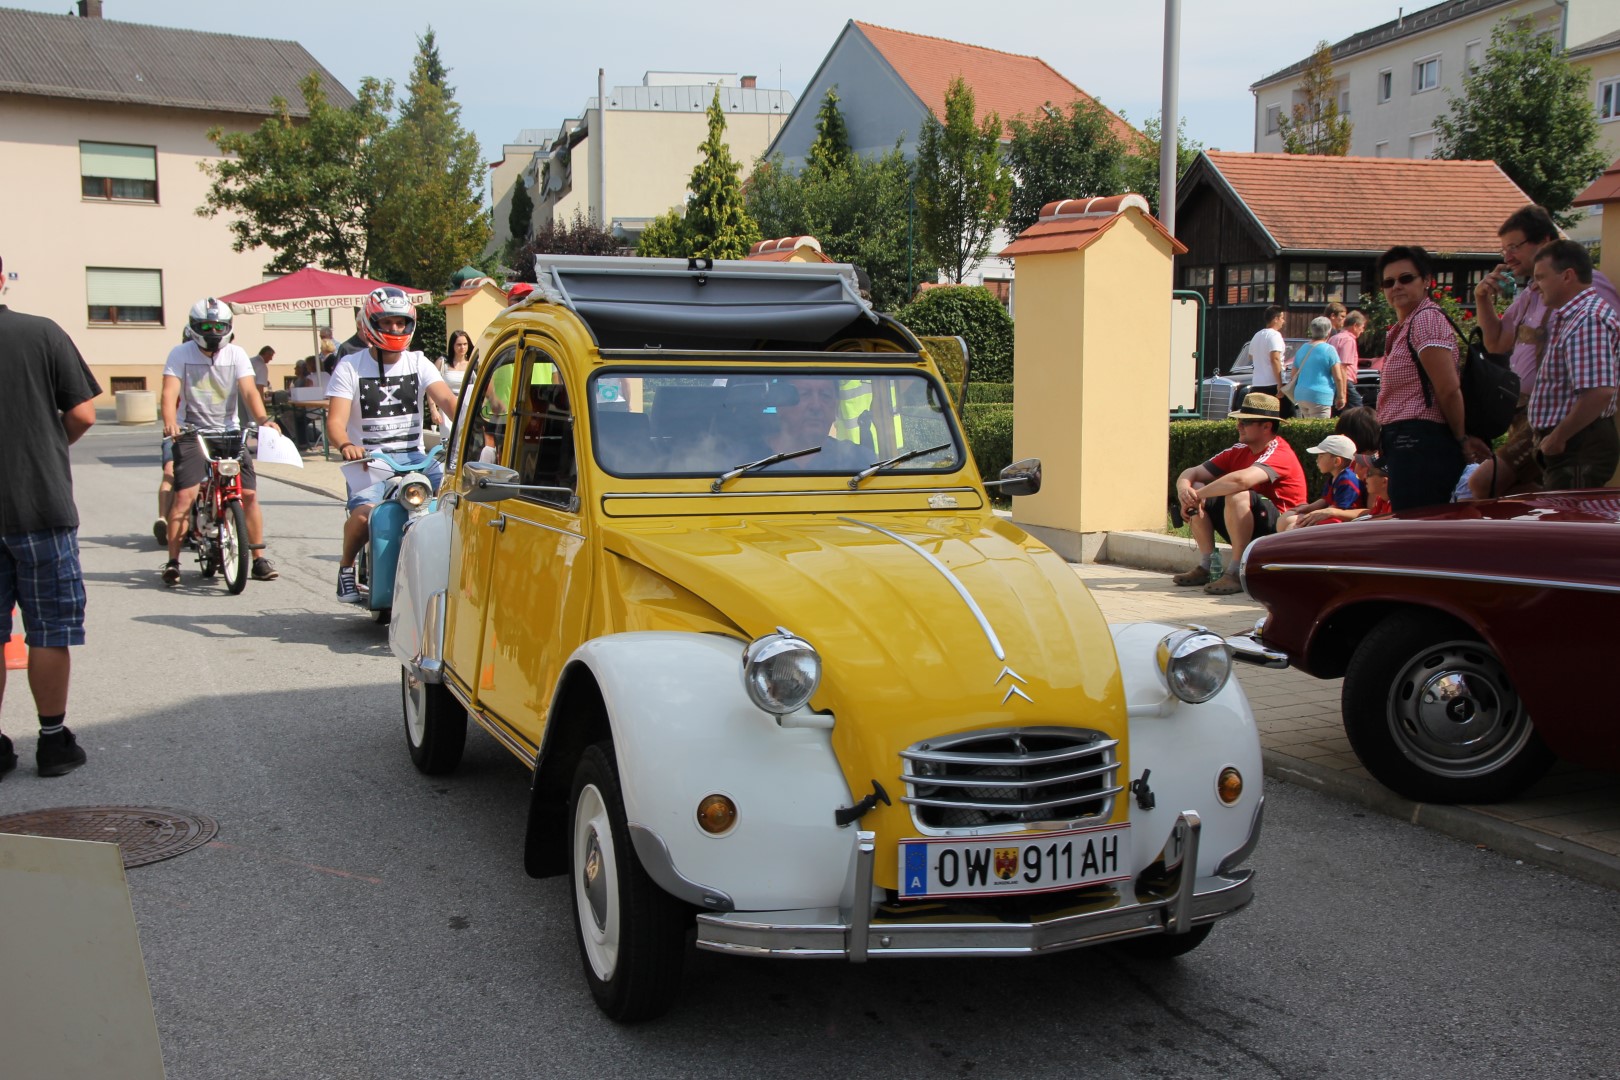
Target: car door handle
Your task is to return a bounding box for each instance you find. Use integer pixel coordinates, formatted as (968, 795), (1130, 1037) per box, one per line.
(488, 514), (506, 532)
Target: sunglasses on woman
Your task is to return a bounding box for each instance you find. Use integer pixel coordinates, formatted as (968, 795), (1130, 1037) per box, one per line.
(1380, 272), (1420, 289)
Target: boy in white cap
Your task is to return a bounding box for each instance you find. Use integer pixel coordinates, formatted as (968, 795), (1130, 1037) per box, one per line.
(1278, 433), (1364, 530)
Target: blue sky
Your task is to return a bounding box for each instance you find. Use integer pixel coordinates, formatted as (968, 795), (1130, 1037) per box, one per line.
(12, 1), (1416, 162)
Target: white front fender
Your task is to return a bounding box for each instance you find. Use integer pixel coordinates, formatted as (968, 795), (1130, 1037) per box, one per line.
(389, 503), (452, 673)
(1110, 622), (1265, 877)
(569, 632), (858, 912)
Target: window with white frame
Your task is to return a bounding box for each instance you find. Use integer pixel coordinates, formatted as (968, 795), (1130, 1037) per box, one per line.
(1600, 77), (1620, 122)
(1409, 130), (1436, 159)
(87, 267), (163, 325)
(260, 273), (335, 330)
(1265, 104), (1281, 134)
(1413, 56), (1440, 93)
(1224, 263), (1276, 305)
(1375, 141), (1389, 158)
(1378, 69), (1393, 103)
(80, 142), (157, 202)
(1464, 40), (1482, 73)
(1339, 87), (1351, 116)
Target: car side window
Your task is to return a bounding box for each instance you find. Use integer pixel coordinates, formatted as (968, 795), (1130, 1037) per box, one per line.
(457, 344), (518, 470)
(512, 346), (576, 510)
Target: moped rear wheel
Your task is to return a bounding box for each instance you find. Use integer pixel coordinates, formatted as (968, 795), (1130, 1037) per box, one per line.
(221, 501), (249, 595)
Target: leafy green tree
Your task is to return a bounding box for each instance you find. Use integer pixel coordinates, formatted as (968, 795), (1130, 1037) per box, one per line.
(1005, 98), (1127, 234)
(1434, 21), (1608, 227)
(1278, 42), (1352, 156)
(915, 77), (1013, 284)
(199, 71), (392, 277)
(680, 89), (762, 260)
(807, 87), (853, 175)
(369, 28), (490, 288)
(636, 207), (689, 258)
(506, 176), (535, 255)
(512, 209), (622, 281)
(745, 146), (916, 309)
(897, 285), (1015, 382)
(1118, 112), (1202, 218)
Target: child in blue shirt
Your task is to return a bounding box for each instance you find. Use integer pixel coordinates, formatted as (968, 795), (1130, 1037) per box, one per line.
(1277, 434), (1364, 530)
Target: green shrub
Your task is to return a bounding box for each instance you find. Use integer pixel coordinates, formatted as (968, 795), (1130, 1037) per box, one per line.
(1168, 418), (1339, 504)
(964, 381), (1014, 403)
(410, 296), (448, 359)
(961, 402), (1014, 482)
(898, 286), (1015, 383)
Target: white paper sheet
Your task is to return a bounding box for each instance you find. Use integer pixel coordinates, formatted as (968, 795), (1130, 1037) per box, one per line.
(254, 425), (304, 467)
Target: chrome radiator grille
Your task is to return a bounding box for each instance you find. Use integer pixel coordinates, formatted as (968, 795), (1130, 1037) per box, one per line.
(900, 727), (1122, 834)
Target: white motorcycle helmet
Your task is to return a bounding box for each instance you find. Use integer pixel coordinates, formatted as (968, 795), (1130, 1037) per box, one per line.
(185, 297), (235, 352)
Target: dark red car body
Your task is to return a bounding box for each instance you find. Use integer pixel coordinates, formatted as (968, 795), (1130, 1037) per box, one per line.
(1241, 490), (1620, 771)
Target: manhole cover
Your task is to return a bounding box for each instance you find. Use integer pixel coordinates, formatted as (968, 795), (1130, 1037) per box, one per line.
(0, 806), (217, 868)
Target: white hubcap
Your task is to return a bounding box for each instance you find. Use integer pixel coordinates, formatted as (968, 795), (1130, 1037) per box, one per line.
(573, 783), (619, 980)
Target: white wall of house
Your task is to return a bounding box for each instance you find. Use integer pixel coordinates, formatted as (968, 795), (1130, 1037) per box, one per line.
(1, 93), (356, 402)
(486, 144), (540, 257)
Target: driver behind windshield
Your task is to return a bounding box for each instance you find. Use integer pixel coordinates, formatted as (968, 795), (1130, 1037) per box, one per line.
(761, 377), (870, 470)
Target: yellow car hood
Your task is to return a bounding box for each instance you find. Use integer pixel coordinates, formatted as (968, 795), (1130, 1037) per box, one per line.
(601, 512), (1130, 851)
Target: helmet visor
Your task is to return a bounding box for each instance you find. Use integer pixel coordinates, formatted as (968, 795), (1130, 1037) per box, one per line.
(194, 321), (230, 335)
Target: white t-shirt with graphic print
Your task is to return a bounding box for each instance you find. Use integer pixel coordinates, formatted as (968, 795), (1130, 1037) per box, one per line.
(326, 348), (444, 457)
(162, 340), (255, 431)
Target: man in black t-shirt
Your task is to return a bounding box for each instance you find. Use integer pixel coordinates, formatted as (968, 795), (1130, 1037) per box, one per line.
(0, 254), (100, 779)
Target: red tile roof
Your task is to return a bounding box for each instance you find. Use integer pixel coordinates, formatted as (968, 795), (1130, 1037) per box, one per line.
(852, 21), (1138, 145)
(746, 236), (832, 261)
(1573, 158), (1620, 207)
(1201, 151), (1530, 255)
(999, 194), (1185, 258)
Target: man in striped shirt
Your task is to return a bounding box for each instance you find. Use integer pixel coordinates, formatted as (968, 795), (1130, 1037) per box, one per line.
(1527, 240), (1619, 490)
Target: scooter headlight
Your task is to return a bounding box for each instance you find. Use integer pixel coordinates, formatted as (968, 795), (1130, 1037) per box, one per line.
(216, 460), (241, 477)
(741, 629), (821, 716)
(1156, 629), (1233, 704)
(400, 480), (431, 509)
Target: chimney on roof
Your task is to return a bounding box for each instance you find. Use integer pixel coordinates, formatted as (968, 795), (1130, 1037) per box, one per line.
(78, 0), (103, 17)
(741, 75), (757, 89)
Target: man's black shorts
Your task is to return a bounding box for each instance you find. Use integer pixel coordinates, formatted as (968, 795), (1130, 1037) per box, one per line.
(172, 432), (257, 491)
(1204, 492), (1278, 543)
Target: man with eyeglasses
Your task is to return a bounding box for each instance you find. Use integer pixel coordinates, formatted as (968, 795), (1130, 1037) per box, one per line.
(1470, 205), (1620, 496)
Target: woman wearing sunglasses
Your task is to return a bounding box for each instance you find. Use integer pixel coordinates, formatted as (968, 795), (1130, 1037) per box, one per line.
(1372, 245), (1492, 510)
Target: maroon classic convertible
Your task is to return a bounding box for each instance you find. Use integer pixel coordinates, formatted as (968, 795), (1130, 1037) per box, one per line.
(1230, 490), (1620, 803)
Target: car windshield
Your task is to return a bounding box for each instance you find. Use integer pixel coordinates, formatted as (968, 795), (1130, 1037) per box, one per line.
(589, 369), (964, 480)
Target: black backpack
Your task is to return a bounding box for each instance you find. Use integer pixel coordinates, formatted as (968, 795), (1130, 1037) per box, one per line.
(1404, 311), (1520, 442)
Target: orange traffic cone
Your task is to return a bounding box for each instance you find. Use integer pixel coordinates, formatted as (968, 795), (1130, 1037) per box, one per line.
(4, 608), (25, 671)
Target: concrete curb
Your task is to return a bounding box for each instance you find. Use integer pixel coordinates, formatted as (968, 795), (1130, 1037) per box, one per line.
(1098, 530), (1231, 574)
(1262, 750), (1620, 892)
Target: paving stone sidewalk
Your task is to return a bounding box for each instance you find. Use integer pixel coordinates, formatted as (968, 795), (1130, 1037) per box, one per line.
(252, 451), (1620, 889)
(1075, 560), (1620, 890)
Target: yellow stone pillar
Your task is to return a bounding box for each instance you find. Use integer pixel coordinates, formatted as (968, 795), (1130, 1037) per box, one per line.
(999, 195), (1186, 560)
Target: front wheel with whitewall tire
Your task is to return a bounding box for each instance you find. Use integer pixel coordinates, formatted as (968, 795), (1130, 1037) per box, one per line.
(402, 667), (467, 775)
(569, 742), (688, 1022)
(1341, 612), (1554, 804)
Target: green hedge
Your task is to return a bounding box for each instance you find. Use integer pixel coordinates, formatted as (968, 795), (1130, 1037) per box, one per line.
(961, 402), (1014, 482)
(1168, 419), (1338, 501)
(954, 408), (1340, 504)
(964, 381), (1014, 404)
(898, 287), (1015, 383)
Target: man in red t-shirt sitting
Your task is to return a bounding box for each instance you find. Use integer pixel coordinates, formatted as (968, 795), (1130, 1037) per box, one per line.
(1172, 392), (1308, 595)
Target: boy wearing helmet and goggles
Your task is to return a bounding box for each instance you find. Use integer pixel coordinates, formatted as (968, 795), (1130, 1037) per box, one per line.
(325, 287), (459, 604)
(159, 297), (280, 586)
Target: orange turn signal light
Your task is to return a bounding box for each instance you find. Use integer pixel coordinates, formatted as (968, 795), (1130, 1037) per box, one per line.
(696, 794), (737, 835)
(1217, 767), (1243, 805)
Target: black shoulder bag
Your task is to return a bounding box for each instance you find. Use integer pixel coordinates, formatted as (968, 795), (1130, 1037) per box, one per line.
(1405, 311), (1520, 442)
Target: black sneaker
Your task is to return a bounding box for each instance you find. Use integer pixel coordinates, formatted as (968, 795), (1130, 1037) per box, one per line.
(336, 565), (362, 604)
(162, 560), (181, 586)
(252, 557), (278, 580)
(0, 734), (16, 781)
(37, 728), (87, 778)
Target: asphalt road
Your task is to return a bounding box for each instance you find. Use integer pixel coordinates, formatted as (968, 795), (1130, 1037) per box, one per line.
(2, 422), (1617, 1080)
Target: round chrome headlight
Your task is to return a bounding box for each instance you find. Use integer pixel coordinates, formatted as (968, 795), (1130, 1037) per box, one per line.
(741, 629), (821, 716)
(400, 480), (431, 509)
(1156, 629), (1233, 704)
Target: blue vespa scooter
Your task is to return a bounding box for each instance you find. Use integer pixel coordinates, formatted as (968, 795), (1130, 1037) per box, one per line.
(355, 444), (445, 623)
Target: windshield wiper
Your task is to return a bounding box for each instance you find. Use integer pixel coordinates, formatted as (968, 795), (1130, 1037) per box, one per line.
(711, 446), (822, 491)
(848, 442), (952, 488)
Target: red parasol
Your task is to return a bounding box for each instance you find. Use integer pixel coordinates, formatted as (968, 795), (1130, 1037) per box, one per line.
(218, 267), (430, 315)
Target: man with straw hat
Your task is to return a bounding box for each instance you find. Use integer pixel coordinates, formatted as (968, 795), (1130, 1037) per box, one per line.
(1171, 392), (1308, 595)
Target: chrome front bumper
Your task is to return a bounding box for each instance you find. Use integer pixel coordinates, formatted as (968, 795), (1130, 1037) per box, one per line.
(1226, 631), (1289, 669)
(695, 810), (1256, 960)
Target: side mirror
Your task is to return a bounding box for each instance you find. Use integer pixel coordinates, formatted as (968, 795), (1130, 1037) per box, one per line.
(462, 461), (519, 503)
(988, 458), (1042, 496)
